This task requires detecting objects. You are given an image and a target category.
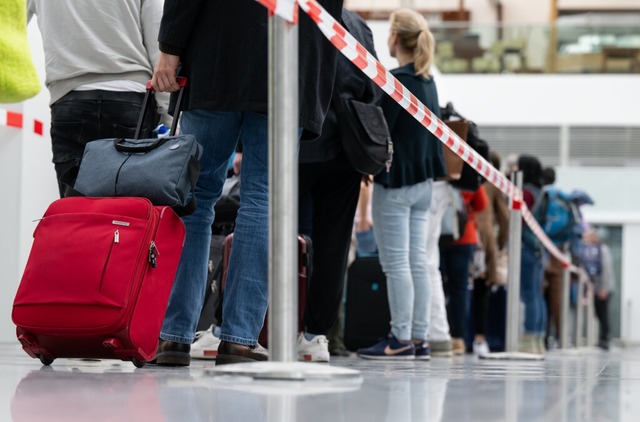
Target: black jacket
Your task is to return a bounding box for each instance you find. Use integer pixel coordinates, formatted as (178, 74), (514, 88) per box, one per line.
(158, 0), (343, 139)
(374, 63), (447, 188)
(299, 9), (380, 163)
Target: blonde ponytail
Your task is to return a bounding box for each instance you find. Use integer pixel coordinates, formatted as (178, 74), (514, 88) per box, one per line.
(389, 9), (435, 77)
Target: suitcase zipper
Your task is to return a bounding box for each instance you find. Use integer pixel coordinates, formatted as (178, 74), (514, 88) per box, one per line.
(98, 230), (119, 292)
(148, 241), (158, 268)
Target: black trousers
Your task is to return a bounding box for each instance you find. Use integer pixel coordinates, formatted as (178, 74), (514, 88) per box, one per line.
(299, 152), (361, 335)
(50, 90), (155, 197)
(594, 293), (611, 342)
(473, 277), (489, 337)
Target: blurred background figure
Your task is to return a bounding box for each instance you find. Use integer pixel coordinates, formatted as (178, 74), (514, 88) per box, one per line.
(581, 227), (615, 350)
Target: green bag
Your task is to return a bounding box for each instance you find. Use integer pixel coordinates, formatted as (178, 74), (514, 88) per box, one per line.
(0, 0), (40, 103)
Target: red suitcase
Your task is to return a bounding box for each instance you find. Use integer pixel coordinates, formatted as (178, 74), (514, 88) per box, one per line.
(12, 197), (185, 368)
(220, 233), (312, 347)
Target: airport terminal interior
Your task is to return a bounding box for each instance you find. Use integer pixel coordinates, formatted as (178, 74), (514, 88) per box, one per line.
(2, 0), (640, 421)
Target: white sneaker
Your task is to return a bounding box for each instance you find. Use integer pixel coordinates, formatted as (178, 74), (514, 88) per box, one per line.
(297, 333), (330, 362)
(472, 341), (490, 356)
(190, 326), (221, 359)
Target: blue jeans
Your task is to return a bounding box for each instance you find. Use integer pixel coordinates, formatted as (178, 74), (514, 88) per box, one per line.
(160, 110), (269, 346)
(520, 243), (546, 335)
(371, 180), (433, 341)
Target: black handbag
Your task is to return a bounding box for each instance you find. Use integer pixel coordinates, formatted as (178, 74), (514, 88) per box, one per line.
(335, 96), (393, 176)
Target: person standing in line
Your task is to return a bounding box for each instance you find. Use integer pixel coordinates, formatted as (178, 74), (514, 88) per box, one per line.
(357, 9), (447, 360)
(470, 151), (509, 355)
(540, 166), (564, 347)
(425, 181), (454, 357)
(27, 0), (170, 198)
(581, 228), (615, 350)
(440, 185), (488, 355)
(151, 0), (344, 366)
(297, 8), (381, 363)
(517, 154), (547, 355)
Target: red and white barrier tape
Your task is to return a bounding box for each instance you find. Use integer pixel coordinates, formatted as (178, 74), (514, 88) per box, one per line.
(0, 108), (44, 136)
(258, 0), (573, 269)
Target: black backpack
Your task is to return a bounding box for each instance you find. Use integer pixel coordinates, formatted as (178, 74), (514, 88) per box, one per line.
(441, 102), (490, 192)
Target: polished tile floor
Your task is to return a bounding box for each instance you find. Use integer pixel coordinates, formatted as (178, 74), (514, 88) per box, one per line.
(1, 342), (637, 422)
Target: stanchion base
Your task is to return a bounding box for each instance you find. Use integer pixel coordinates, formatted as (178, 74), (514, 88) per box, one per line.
(206, 361), (362, 382)
(554, 346), (601, 355)
(479, 352), (545, 361)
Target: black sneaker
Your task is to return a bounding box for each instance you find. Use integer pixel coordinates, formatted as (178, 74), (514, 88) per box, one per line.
(357, 333), (415, 360)
(414, 341), (431, 361)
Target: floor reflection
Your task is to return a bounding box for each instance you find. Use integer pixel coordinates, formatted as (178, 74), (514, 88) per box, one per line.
(3, 346), (638, 422)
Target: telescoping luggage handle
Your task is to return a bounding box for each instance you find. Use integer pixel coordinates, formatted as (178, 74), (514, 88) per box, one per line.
(125, 77), (188, 148)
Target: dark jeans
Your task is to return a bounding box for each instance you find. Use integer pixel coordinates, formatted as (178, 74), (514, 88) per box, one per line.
(594, 293), (611, 342)
(440, 243), (475, 339)
(299, 152), (361, 335)
(473, 277), (489, 336)
(50, 90), (155, 197)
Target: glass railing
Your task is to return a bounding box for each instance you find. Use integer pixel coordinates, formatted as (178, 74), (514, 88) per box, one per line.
(429, 23), (640, 74)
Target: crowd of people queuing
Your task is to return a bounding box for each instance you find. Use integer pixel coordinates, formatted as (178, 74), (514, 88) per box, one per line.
(21, 0), (614, 366)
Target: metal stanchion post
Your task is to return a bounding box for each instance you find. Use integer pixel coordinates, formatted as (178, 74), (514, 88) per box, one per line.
(211, 9), (360, 382)
(575, 275), (585, 348)
(481, 172), (542, 360)
(268, 10), (300, 365)
(586, 284), (597, 347)
(559, 244), (571, 349)
(505, 172), (523, 353)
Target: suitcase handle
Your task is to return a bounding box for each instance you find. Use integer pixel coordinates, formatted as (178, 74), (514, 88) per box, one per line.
(134, 77), (189, 140)
(145, 76), (188, 91)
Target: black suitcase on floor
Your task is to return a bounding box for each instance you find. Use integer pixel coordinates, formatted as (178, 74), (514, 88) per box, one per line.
(195, 234), (227, 332)
(220, 233), (312, 347)
(344, 256), (390, 351)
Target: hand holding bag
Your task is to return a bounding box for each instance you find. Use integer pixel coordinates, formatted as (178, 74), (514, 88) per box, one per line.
(73, 78), (203, 216)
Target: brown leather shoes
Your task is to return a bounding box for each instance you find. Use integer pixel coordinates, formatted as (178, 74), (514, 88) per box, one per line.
(216, 340), (269, 366)
(155, 339), (191, 367)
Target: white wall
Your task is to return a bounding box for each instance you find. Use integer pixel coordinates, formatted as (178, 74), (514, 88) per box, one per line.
(0, 115), (24, 344)
(368, 20), (640, 127)
(0, 21), (57, 343)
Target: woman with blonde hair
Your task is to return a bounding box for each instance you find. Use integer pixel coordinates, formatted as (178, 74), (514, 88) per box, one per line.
(357, 9), (446, 360)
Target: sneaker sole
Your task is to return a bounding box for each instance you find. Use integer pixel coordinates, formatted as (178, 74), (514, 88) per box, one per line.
(357, 354), (415, 360)
(298, 352), (330, 363)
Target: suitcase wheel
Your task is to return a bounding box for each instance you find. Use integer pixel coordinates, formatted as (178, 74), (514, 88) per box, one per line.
(130, 357), (146, 368)
(38, 354), (54, 366)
